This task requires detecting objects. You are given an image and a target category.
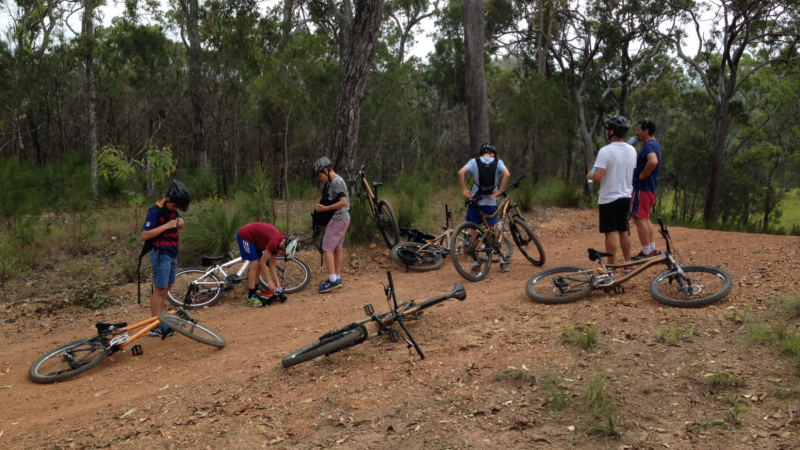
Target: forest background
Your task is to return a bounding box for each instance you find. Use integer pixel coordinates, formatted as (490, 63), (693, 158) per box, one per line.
(1, 0), (799, 304)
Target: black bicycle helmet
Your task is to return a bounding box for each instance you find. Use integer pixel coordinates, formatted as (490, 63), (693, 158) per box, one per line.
(166, 179), (190, 212)
(312, 156), (332, 175)
(478, 142), (497, 157)
(604, 115), (630, 138)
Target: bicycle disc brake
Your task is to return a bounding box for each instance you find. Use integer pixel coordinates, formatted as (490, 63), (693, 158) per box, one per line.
(679, 284), (703, 295)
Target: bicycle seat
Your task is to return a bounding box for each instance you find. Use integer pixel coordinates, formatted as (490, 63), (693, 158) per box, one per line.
(372, 181), (383, 188)
(96, 322), (127, 335)
(588, 248), (614, 262)
(201, 255), (226, 266)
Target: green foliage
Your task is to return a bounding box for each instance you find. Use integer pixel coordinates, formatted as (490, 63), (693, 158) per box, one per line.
(234, 167), (273, 223)
(175, 169), (221, 202)
(541, 373), (567, 413)
(724, 306), (751, 324)
(493, 366), (535, 384)
(346, 188), (376, 245)
(704, 372), (746, 390)
(653, 324), (696, 345)
(535, 178), (581, 208)
(180, 199), (243, 265)
(67, 283), (112, 310)
(392, 171), (433, 229)
(0, 237), (18, 301)
(724, 397), (750, 426)
(512, 178), (536, 213)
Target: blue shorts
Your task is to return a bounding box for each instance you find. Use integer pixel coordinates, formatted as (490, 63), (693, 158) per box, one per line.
(150, 250), (177, 289)
(237, 232), (262, 261)
(465, 204), (499, 226)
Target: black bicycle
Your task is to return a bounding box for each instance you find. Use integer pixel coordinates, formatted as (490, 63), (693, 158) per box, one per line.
(282, 271), (466, 367)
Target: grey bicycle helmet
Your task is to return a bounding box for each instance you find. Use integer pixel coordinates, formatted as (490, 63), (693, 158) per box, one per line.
(282, 236), (299, 259)
(478, 142), (497, 157)
(165, 179), (190, 212)
(312, 156), (332, 175)
(604, 115), (630, 138)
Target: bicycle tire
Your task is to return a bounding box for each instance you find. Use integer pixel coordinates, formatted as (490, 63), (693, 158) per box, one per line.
(451, 222), (491, 282)
(157, 313), (226, 348)
(282, 328), (365, 368)
(526, 267), (593, 304)
(167, 268), (223, 309)
(29, 337), (108, 384)
(649, 265), (732, 307)
(377, 200), (401, 249)
(510, 217), (545, 266)
(390, 242), (444, 272)
(260, 256), (311, 294)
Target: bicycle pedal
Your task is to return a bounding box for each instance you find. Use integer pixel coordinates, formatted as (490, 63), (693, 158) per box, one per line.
(388, 329), (400, 342)
(131, 344), (143, 356)
(363, 304), (375, 315)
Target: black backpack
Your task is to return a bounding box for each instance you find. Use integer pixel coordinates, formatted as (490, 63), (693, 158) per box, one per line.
(474, 157), (499, 196)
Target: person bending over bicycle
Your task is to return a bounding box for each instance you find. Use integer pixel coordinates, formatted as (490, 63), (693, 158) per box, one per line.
(457, 143), (511, 273)
(142, 180), (190, 338)
(237, 222), (298, 306)
(312, 156), (350, 293)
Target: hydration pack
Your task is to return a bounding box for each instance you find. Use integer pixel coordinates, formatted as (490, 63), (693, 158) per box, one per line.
(473, 157), (499, 196)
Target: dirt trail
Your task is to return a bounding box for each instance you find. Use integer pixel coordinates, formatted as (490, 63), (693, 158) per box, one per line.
(1, 209), (799, 448)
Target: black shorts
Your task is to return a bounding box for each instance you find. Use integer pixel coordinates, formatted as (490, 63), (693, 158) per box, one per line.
(598, 197), (631, 234)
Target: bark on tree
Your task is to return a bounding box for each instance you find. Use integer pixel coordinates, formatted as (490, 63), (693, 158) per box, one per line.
(82, 0), (99, 199)
(330, 0), (385, 178)
(186, 0), (206, 171)
(463, 0), (490, 154)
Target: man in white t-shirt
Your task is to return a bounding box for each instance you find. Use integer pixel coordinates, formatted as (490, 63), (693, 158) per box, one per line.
(586, 115), (637, 265)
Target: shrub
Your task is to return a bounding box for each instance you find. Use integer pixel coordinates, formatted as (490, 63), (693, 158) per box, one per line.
(346, 189), (376, 245)
(234, 167), (274, 223)
(535, 178), (581, 207)
(180, 199), (243, 265)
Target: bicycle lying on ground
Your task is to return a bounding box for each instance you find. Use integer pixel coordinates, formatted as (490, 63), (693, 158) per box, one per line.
(29, 296), (225, 383)
(525, 218), (732, 307)
(166, 252), (311, 308)
(451, 175), (545, 281)
(355, 164), (401, 249)
(392, 204), (513, 272)
(282, 271), (466, 367)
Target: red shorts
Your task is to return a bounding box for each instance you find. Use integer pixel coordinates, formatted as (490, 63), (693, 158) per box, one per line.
(631, 190), (656, 220)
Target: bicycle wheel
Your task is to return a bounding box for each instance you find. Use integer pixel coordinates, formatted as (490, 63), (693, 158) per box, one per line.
(451, 222), (491, 282)
(29, 337), (108, 384)
(391, 242), (444, 272)
(376, 200), (401, 249)
(167, 268), (223, 309)
(526, 267), (593, 304)
(282, 328), (366, 368)
(510, 217), (545, 266)
(649, 265), (732, 307)
(260, 257), (311, 294)
(158, 313), (226, 348)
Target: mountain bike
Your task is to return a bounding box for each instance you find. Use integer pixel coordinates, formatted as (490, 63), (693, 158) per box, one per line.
(391, 204), (512, 272)
(451, 175), (546, 281)
(282, 271), (467, 367)
(29, 296), (225, 384)
(166, 252), (311, 309)
(526, 218), (733, 307)
(355, 164), (401, 249)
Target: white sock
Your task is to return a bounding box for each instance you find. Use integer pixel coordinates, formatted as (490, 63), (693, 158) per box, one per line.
(499, 257), (506, 264)
(329, 274), (337, 282)
(648, 242), (657, 253)
(335, 274), (341, 282)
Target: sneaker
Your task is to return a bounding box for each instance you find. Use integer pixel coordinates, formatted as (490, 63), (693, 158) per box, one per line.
(470, 262), (483, 274)
(257, 288), (275, 300)
(631, 250), (660, 261)
(319, 279), (342, 293)
(499, 262), (510, 273)
(149, 324), (175, 338)
(246, 292), (271, 307)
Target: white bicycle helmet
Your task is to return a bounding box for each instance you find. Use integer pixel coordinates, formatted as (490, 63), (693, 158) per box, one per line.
(283, 236), (299, 259)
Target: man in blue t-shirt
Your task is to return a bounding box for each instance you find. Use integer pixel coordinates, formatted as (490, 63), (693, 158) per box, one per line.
(630, 119), (662, 260)
(142, 180), (189, 338)
(458, 143), (511, 273)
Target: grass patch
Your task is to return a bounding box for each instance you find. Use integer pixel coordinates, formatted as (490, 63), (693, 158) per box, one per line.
(653, 324), (696, 345)
(562, 324), (599, 350)
(704, 372), (747, 390)
(493, 366), (536, 384)
(541, 373), (567, 413)
(582, 375), (619, 437)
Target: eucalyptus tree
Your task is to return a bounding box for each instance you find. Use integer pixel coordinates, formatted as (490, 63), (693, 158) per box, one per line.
(384, 0), (439, 63)
(660, 0), (800, 224)
(463, 0), (489, 153)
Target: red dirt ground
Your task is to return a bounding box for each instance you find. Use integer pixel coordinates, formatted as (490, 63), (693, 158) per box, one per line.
(1, 208), (799, 449)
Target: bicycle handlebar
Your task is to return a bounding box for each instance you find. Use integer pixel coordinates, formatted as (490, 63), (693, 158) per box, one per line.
(465, 174), (526, 205)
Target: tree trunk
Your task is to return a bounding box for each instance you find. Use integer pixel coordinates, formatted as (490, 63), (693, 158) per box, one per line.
(330, 0), (385, 178)
(283, 107), (291, 233)
(704, 100), (729, 224)
(463, 0), (490, 154)
(187, 0), (206, 171)
(83, 0), (99, 199)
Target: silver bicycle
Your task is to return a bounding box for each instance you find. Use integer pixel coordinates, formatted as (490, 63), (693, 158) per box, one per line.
(166, 253), (311, 308)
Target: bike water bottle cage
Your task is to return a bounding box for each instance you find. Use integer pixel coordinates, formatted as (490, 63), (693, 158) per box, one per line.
(473, 157), (499, 196)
